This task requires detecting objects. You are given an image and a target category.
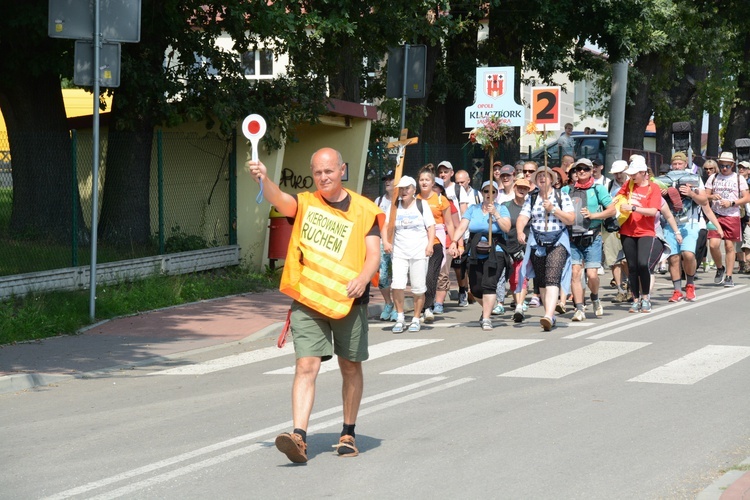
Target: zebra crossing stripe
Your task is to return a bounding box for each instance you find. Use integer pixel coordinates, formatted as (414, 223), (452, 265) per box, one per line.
(628, 345), (750, 385)
(381, 339), (542, 375)
(498, 341), (650, 379)
(153, 344), (295, 375)
(264, 338), (443, 375)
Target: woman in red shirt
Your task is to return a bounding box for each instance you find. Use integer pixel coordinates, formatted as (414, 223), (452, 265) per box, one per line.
(617, 160), (663, 313)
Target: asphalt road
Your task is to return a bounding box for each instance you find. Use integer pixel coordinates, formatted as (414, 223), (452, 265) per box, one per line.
(2, 278), (749, 499)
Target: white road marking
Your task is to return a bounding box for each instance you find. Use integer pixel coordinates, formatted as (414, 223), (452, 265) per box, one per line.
(563, 286), (748, 340)
(628, 345), (750, 385)
(151, 343), (294, 375)
(43, 376), (471, 500)
(264, 338), (443, 375)
(498, 341), (650, 379)
(381, 339), (542, 375)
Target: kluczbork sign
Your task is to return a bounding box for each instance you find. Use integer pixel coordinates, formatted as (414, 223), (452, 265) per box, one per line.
(465, 66), (525, 128)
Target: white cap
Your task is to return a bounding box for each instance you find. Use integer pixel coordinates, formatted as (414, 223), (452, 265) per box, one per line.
(395, 175), (416, 188)
(480, 180), (499, 191)
(437, 160), (454, 171)
(625, 160), (647, 175)
(434, 178), (445, 187)
(610, 160), (628, 174)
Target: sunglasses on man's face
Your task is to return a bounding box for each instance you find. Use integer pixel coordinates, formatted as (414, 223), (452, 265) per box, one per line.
(574, 167), (592, 173)
(523, 169), (536, 174)
(720, 164), (733, 168)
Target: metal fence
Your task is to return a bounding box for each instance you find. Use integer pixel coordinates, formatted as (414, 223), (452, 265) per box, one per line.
(0, 131), (233, 277)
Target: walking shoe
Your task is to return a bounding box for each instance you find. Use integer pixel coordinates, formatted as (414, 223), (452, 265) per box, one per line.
(628, 300), (641, 313)
(408, 319), (421, 332)
(389, 309), (399, 321)
(668, 290), (684, 303)
(658, 261), (668, 274)
(724, 275), (735, 288)
(593, 299), (604, 317)
(433, 303), (444, 314)
(611, 291), (628, 303)
(714, 266), (726, 284)
(423, 308), (434, 323)
(379, 303), (394, 321)
(572, 309), (586, 322)
(529, 296), (541, 307)
(555, 302), (567, 315)
(492, 303), (505, 315)
(513, 307), (525, 323)
(685, 283), (696, 301)
(609, 278), (617, 289)
(275, 432), (308, 464)
(480, 318), (493, 331)
(640, 299), (652, 313)
(332, 435), (359, 457)
(458, 291), (469, 307)
(540, 315), (555, 331)
(392, 321), (405, 334)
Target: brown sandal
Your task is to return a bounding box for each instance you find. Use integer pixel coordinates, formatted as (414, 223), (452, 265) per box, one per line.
(332, 435), (359, 457)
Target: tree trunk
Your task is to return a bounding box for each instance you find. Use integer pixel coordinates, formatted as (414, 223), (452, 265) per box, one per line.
(0, 73), (87, 243)
(722, 33), (750, 151)
(97, 97), (154, 247)
(326, 35), (360, 103)
(623, 54), (657, 150)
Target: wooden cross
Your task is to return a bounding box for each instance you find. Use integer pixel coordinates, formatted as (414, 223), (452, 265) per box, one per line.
(385, 129), (419, 245)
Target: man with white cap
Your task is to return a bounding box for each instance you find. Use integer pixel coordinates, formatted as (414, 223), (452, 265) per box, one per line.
(437, 161), (461, 211)
(603, 160), (630, 303)
(705, 151), (750, 287)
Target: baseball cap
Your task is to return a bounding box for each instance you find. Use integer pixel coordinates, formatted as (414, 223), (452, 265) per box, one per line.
(437, 160), (454, 171)
(610, 160), (628, 174)
(381, 170), (395, 181)
(480, 180), (499, 191)
(500, 165), (516, 176)
(573, 158), (594, 170)
(739, 161), (750, 169)
(395, 175), (416, 188)
(514, 178), (531, 189)
(671, 152), (688, 162)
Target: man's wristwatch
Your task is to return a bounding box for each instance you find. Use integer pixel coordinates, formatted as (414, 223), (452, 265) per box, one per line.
(550, 207), (556, 215)
(731, 200), (736, 206)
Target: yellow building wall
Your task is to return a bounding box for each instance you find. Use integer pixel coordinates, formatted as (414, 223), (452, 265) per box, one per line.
(235, 117), (372, 270)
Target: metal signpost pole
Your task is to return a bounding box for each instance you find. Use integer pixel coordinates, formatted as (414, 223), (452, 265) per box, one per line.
(89, 0), (101, 320)
(399, 44), (410, 131)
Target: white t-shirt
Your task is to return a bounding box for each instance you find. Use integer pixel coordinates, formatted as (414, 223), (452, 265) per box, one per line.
(393, 199), (435, 259)
(706, 172), (749, 217)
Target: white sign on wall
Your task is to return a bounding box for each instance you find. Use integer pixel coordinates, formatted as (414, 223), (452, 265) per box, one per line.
(465, 66), (525, 129)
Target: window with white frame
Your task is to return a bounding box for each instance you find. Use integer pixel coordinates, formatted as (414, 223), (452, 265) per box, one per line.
(242, 49), (274, 78)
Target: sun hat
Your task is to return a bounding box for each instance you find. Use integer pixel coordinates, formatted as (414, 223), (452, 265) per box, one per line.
(625, 160), (647, 175)
(610, 160), (628, 174)
(718, 151), (735, 164)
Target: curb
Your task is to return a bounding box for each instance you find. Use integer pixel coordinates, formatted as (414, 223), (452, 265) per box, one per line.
(697, 457), (750, 499)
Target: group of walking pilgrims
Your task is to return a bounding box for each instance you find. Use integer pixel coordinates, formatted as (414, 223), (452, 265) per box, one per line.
(374, 152), (750, 333)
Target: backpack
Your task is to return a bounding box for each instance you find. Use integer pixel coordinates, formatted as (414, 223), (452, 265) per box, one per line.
(568, 184), (609, 235)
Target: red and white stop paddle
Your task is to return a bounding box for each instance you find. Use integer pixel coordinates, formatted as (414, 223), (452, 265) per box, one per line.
(242, 114), (267, 203)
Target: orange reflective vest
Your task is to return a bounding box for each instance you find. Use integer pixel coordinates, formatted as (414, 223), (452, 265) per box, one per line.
(279, 189), (383, 319)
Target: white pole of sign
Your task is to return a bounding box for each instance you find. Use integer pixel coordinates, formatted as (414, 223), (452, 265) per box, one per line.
(241, 114), (267, 203)
(89, 0), (101, 320)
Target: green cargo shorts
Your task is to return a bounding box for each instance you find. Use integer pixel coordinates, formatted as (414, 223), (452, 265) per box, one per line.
(290, 301), (369, 362)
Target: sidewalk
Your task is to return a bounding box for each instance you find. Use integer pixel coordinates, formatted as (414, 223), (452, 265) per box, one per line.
(0, 289), (396, 395)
